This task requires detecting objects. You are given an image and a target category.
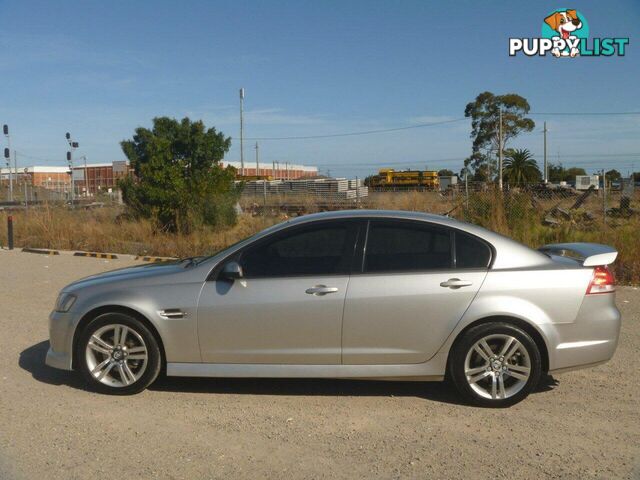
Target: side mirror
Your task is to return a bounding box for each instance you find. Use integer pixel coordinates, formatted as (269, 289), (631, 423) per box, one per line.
(220, 261), (243, 280)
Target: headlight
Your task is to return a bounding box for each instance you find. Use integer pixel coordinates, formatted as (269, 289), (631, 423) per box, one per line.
(54, 293), (77, 313)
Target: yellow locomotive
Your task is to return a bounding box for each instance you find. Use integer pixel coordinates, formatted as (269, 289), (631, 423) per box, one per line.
(369, 168), (440, 190)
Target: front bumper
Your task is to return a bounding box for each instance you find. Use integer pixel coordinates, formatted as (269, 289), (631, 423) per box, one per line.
(45, 310), (76, 371)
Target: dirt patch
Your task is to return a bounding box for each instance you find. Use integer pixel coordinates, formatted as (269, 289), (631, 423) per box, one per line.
(0, 250), (638, 479)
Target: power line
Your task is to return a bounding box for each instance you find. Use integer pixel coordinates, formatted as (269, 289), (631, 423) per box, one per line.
(242, 111), (640, 141)
(244, 118), (467, 141)
(322, 159), (639, 171)
(529, 111), (640, 116)
(15, 150), (64, 163)
(317, 152), (640, 167)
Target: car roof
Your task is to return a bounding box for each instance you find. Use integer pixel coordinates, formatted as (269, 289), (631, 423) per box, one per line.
(284, 209), (493, 239)
(286, 209), (457, 224)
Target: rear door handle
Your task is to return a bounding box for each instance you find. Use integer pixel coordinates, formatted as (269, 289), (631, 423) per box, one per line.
(440, 278), (473, 289)
(305, 285), (339, 296)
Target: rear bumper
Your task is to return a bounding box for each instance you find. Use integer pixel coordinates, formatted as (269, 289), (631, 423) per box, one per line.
(546, 294), (621, 372)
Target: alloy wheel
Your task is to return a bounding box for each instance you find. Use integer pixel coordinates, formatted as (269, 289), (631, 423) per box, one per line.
(85, 324), (148, 387)
(463, 334), (531, 400)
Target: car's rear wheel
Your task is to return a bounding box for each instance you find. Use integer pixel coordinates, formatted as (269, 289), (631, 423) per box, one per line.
(449, 322), (542, 407)
(77, 312), (161, 395)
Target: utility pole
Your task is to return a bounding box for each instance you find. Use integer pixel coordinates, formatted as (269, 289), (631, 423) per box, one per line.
(77, 155), (88, 196)
(465, 171), (469, 213)
(3, 125), (12, 201)
(272, 160), (275, 179)
(602, 168), (606, 225)
(239, 88), (245, 176)
(83, 155), (88, 195)
(66, 132), (79, 204)
(255, 142), (259, 177)
(498, 109), (503, 190)
(543, 121), (548, 183)
(13, 150), (17, 184)
(3, 147), (10, 202)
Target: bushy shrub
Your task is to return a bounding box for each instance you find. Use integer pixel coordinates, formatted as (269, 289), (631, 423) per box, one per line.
(119, 117), (239, 233)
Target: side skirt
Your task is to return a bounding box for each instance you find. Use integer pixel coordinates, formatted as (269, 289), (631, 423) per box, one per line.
(166, 362), (445, 381)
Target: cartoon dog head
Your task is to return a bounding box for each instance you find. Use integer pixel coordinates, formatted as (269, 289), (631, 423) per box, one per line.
(544, 10), (582, 40)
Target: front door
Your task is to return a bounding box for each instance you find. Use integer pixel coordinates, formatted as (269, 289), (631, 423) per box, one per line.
(197, 220), (359, 364)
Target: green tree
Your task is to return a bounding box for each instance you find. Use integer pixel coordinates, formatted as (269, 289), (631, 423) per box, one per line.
(547, 163), (587, 183)
(463, 92), (535, 180)
(605, 169), (621, 182)
(461, 152), (492, 181)
(437, 169), (455, 177)
(563, 167), (587, 182)
(119, 117), (239, 233)
(503, 149), (541, 185)
(547, 163), (565, 182)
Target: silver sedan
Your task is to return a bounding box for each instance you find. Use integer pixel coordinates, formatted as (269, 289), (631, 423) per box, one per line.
(46, 210), (621, 407)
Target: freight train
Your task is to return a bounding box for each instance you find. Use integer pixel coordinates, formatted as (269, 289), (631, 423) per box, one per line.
(368, 168), (440, 190)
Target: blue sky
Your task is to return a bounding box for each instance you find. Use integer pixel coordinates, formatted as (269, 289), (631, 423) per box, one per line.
(1, 0), (639, 177)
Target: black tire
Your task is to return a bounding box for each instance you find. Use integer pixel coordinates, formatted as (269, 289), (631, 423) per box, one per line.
(77, 312), (162, 395)
(448, 322), (542, 408)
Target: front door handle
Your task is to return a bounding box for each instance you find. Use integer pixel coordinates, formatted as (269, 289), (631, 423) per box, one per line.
(440, 278), (473, 289)
(305, 285), (339, 296)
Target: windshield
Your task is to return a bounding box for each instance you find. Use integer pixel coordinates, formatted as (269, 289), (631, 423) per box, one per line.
(189, 221), (288, 266)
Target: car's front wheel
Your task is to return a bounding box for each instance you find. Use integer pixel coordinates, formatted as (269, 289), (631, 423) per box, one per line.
(77, 312), (162, 395)
(449, 322), (542, 407)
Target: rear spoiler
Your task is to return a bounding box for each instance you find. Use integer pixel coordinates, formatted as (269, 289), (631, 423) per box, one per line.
(538, 242), (618, 266)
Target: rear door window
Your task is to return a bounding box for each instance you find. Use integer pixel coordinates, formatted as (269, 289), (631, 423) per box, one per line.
(364, 220), (452, 273)
(455, 232), (492, 269)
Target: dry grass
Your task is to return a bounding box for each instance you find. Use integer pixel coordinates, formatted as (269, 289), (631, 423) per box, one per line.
(0, 205), (279, 258)
(1, 190), (638, 284)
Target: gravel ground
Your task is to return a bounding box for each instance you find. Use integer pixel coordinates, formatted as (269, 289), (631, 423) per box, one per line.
(0, 249), (638, 479)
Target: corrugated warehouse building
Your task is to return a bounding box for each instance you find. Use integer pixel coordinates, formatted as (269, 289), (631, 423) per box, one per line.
(220, 161), (317, 179)
(1, 166), (71, 191)
(1, 161), (131, 195)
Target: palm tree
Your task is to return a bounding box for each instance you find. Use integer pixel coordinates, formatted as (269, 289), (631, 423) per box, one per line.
(503, 149), (541, 185)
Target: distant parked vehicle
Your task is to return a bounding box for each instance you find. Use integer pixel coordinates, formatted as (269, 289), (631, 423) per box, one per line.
(47, 210), (621, 407)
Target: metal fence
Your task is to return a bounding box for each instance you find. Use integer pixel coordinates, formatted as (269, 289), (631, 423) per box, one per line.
(239, 177), (369, 214)
(239, 178), (637, 226)
(0, 182), (122, 206)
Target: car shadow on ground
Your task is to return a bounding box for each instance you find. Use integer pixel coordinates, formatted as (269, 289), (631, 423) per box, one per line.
(19, 341), (88, 390)
(20, 340), (560, 406)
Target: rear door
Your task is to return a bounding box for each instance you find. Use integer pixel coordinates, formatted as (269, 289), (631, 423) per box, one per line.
(342, 219), (489, 364)
(197, 220), (360, 364)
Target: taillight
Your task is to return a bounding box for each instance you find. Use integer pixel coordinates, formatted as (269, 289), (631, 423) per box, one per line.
(586, 265), (615, 294)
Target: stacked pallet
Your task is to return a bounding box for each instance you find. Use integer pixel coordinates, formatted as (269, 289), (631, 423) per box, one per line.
(239, 178), (368, 202)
